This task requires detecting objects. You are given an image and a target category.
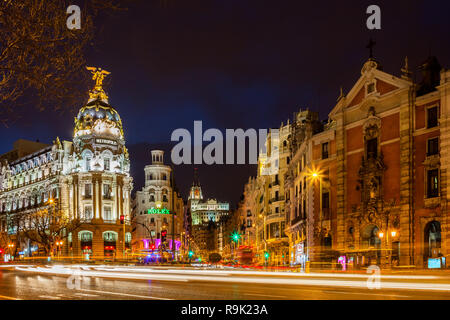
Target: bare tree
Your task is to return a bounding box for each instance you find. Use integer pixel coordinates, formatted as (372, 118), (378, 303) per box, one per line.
(0, 212), (23, 257)
(20, 201), (81, 256)
(0, 0), (127, 125)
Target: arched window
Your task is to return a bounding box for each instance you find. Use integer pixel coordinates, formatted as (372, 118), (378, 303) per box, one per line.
(103, 231), (117, 242)
(82, 150), (93, 172)
(425, 221), (441, 258)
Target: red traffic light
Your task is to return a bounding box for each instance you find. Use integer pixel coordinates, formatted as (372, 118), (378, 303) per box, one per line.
(161, 230), (167, 237)
(120, 215), (125, 224)
(150, 244), (155, 250)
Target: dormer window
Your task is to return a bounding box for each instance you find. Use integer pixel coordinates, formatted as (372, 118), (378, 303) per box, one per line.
(85, 157), (91, 171)
(104, 158), (110, 171)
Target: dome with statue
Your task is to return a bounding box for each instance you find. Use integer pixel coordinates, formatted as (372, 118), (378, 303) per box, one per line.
(73, 67), (124, 140)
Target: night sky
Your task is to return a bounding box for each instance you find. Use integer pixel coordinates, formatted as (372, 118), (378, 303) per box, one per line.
(1, 0), (450, 208)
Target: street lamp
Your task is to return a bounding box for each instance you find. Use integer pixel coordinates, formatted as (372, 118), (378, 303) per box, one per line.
(56, 241), (63, 259)
(308, 168), (325, 266)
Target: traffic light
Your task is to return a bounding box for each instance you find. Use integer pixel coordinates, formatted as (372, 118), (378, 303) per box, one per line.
(188, 250), (194, 258)
(264, 252), (269, 259)
(161, 230), (167, 242)
(120, 215), (124, 224)
(150, 243), (156, 250)
(0, 248), (3, 254)
(231, 231), (241, 243)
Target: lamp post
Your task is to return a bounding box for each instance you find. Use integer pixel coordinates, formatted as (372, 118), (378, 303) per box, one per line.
(7, 243), (14, 260)
(56, 240), (63, 259)
(378, 228), (398, 268)
(309, 169), (323, 268)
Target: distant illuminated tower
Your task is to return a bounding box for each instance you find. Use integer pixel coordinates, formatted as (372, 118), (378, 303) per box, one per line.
(134, 150), (184, 252)
(188, 169), (229, 225)
(188, 168), (203, 202)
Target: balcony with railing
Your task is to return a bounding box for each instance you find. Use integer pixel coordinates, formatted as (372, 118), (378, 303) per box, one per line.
(268, 196), (285, 204)
(103, 193), (112, 200)
(290, 214), (305, 226)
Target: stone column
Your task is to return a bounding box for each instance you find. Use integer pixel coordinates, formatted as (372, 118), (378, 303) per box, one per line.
(399, 91), (414, 266)
(438, 71), (450, 266)
(97, 174), (103, 221)
(335, 113), (346, 253)
(92, 176), (97, 219)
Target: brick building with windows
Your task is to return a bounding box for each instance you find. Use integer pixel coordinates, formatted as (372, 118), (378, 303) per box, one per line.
(283, 55), (450, 269)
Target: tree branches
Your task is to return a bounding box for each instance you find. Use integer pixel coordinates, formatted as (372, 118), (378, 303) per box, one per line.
(0, 0), (128, 125)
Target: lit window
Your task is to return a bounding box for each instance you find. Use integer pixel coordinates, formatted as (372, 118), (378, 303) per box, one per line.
(84, 206), (93, 220)
(104, 159), (110, 171)
(103, 206), (112, 221)
(427, 169), (439, 198)
(85, 157), (91, 171)
(85, 184), (92, 198)
(322, 142), (329, 159)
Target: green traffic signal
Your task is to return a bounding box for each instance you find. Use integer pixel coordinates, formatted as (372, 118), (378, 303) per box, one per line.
(264, 252), (269, 259)
(231, 231), (241, 243)
(188, 250), (194, 257)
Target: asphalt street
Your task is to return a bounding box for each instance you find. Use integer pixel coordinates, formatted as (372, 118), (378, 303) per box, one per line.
(0, 265), (450, 300)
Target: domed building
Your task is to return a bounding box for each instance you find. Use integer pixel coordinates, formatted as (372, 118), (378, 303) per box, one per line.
(0, 67), (133, 260)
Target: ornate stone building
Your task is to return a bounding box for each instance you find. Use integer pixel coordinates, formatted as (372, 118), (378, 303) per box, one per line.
(283, 55), (450, 269)
(0, 68), (133, 259)
(133, 150), (184, 258)
(187, 169), (231, 258)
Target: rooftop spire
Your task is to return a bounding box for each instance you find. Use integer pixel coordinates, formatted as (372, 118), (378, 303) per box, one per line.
(193, 167), (200, 186)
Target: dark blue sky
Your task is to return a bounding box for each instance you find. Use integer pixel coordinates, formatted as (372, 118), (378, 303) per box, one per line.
(1, 0), (450, 207)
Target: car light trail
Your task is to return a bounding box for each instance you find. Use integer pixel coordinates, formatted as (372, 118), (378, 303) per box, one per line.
(13, 265), (450, 292)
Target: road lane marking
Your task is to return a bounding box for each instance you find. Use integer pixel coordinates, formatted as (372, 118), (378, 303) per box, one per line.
(73, 292), (99, 297)
(243, 293), (286, 298)
(0, 294), (20, 300)
(15, 266), (450, 293)
(78, 288), (172, 300)
(322, 290), (409, 298)
(39, 295), (61, 300)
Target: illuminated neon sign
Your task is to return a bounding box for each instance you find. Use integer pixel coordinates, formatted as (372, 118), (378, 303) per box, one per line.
(147, 207), (171, 215)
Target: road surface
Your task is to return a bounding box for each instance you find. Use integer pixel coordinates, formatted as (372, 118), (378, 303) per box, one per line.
(1, 264), (450, 300)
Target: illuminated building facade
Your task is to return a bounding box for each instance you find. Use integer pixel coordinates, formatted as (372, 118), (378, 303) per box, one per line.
(238, 122), (292, 266)
(283, 55), (450, 269)
(188, 170), (231, 257)
(0, 68), (133, 259)
(133, 150), (184, 256)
